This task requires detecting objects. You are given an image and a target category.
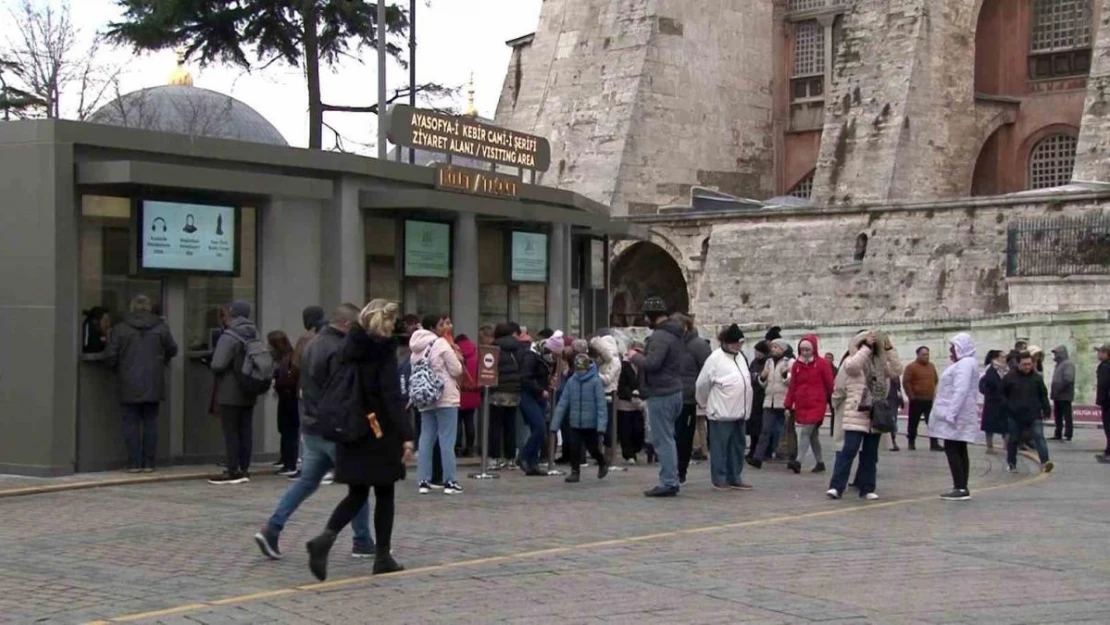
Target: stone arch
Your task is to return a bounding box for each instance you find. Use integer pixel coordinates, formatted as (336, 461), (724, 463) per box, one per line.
(610, 241), (690, 327)
(970, 126), (1006, 196)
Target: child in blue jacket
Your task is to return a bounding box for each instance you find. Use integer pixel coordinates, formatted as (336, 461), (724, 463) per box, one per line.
(552, 354), (610, 483)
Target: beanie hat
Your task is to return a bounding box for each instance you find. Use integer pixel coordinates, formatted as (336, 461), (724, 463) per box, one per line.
(574, 353), (592, 371)
(720, 324), (744, 344)
(642, 296), (668, 315)
(544, 330), (565, 354)
(572, 339), (589, 354)
(754, 340), (770, 355)
(229, 300), (251, 319)
(765, 326), (783, 342)
(772, 338), (790, 352)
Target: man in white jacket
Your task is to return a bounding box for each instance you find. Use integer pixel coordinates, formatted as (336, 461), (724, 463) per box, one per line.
(695, 324), (755, 490)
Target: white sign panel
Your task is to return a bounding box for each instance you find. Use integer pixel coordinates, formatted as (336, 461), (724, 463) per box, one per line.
(141, 200), (236, 273)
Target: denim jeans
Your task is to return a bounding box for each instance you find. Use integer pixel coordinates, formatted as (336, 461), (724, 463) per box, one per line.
(707, 419), (746, 486)
(419, 407), (458, 483)
(754, 408), (786, 461)
(647, 391), (683, 489)
(266, 433), (371, 548)
(830, 430), (880, 496)
(1007, 418), (1050, 466)
(121, 402), (159, 469)
(519, 393), (548, 467)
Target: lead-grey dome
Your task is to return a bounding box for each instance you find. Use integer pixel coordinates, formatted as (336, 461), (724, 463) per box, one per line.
(89, 85), (287, 146)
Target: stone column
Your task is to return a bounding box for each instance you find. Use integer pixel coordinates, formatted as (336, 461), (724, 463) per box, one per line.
(322, 177), (365, 307)
(547, 224), (570, 331)
(1073, 0), (1110, 182)
(165, 277), (186, 459)
(452, 212), (479, 339)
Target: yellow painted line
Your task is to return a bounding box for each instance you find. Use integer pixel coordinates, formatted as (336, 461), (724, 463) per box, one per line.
(84, 466), (1051, 624)
(0, 473), (210, 499)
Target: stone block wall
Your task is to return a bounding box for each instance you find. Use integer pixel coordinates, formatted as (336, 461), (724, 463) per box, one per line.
(1074, 0), (1110, 183)
(621, 191), (1110, 327)
(494, 0), (776, 216)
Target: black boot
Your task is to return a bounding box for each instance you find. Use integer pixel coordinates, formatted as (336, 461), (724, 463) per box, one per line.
(598, 460), (610, 480)
(811, 462), (826, 474)
(306, 530), (337, 581)
(565, 469), (581, 483)
(373, 552), (404, 575)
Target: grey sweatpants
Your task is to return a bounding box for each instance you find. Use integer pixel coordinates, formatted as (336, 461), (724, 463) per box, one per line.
(795, 422), (823, 465)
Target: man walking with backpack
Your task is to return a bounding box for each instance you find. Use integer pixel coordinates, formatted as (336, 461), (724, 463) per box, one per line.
(210, 301), (272, 485)
(254, 304), (376, 560)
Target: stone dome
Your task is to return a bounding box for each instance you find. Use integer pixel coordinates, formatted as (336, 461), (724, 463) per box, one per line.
(88, 84), (287, 146)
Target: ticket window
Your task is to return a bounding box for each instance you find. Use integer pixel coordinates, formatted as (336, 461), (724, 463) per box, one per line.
(478, 225), (547, 332)
(79, 195), (164, 353)
(183, 207), (258, 353)
(366, 217), (452, 318)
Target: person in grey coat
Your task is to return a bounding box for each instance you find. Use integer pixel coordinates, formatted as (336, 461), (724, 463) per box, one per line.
(104, 295), (178, 472)
(1050, 346), (1076, 441)
(629, 296), (685, 497)
(209, 300), (261, 484)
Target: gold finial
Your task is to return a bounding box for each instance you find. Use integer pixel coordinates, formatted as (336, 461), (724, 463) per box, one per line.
(463, 72), (477, 116)
(168, 48), (193, 87)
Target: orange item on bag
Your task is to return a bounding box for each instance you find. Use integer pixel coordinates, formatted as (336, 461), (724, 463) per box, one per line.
(367, 412), (383, 439)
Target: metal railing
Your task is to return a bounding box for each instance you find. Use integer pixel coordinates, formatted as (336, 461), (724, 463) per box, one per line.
(1006, 213), (1110, 277)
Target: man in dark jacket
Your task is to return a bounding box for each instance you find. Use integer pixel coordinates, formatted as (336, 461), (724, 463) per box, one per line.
(673, 313), (711, 484)
(1050, 346), (1076, 441)
(1002, 352), (1053, 473)
(1096, 345), (1110, 463)
(747, 341), (769, 457)
(209, 300), (262, 484)
(291, 306), (326, 378)
(103, 295), (178, 472)
(629, 297), (685, 497)
(489, 323), (524, 467)
(255, 303), (374, 560)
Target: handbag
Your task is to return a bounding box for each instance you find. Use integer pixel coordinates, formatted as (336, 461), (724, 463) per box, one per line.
(869, 397), (897, 433)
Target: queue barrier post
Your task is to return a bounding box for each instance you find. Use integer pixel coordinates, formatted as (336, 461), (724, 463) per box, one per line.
(467, 387), (499, 480)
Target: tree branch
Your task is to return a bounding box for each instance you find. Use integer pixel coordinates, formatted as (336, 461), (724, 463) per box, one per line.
(320, 82), (455, 115)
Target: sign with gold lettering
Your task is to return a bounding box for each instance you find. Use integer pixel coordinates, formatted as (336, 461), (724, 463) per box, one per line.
(435, 164), (520, 200)
(387, 104), (551, 172)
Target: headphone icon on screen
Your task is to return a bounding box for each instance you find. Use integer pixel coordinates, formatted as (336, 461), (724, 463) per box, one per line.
(151, 217), (167, 232)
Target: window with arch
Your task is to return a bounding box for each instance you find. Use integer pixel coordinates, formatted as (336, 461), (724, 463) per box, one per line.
(1028, 133), (1078, 190)
(1029, 0), (1093, 79)
(788, 171), (815, 199)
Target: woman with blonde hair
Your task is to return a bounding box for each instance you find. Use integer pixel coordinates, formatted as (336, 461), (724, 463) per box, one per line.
(307, 299), (414, 580)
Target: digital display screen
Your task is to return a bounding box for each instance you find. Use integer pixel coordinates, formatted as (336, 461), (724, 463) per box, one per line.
(139, 200), (237, 274)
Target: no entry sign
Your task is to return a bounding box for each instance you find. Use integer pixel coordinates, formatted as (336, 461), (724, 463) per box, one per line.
(477, 345), (500, 387)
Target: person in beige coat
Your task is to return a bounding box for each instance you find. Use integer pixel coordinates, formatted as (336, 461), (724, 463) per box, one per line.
(827, 330), (903, 500)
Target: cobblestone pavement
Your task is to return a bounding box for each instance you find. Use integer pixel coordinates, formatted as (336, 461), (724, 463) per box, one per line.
(1, 430), (1108, 625)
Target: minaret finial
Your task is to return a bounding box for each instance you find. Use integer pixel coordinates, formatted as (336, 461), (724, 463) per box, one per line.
(463, 72), (477, 116)
(168, 48), (193, 86)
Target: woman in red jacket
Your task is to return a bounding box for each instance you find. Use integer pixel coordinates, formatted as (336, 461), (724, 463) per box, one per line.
(784, 335), (834, 474)
(455, 333), (481, 457)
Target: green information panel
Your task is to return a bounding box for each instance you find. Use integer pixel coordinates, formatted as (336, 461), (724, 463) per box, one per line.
(404, 220), (450, 278)
(511, 231), (548, 283)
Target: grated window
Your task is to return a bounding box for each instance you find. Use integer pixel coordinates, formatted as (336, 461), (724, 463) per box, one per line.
(788, 172), (814, 199)
(1031, 0), (1092, 53)
(793, 20), (824, 77)
(1028, 133), (1077, 190)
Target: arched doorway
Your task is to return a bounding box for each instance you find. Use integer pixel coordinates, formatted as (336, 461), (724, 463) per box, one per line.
(610, 241), (689, 327)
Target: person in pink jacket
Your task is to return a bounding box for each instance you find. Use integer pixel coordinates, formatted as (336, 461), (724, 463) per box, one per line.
(455, 333), (481, 457)
(410, 314), (464, 495)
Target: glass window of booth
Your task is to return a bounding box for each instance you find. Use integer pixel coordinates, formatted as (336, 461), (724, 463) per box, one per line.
(79, 196), (163, 354)
(365, 217), (401, 304)
(184, 207), (258, 352)
(401, 219), (451, 317)
(478, 224), (547, 331)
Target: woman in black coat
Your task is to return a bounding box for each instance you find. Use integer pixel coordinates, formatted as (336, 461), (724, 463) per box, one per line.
(979, 349), (1009, 454)
(307, 300), (413, 581)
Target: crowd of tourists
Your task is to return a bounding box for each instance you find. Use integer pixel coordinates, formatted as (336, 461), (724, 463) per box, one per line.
(98, 292), (1110, 581)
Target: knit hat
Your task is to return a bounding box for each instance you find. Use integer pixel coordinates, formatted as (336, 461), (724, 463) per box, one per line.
(772, 338), (790, 352)
(754, 340), (770, 355)
(720, 324), (744, 344)
(572, 339), (589, 354)
(642, 296), (668, 315)
(229, 300), (251, 319)
(765, 326), (783, 342)
(574, 353), (592, 371)
(544, 330), (566, 354)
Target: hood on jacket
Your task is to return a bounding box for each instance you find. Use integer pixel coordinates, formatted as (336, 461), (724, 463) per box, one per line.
(655, 319), (685, 339)
(574, 362), (599, 381)
(951, 333), (976, 361)
(457, 335), (477, 359)
(797, 334), (819, 361)
(225, 316), (258, 340)
(1052, 345), (1069, 361)
(125, 310), (164, 331)
(590, 336), (619, 363)
(409, 329), (439, 356)
(494, 333), (521, 351)
(848, 330), (870, 355)
(302, 306), (325, 332)
(343, 323), (396, 362)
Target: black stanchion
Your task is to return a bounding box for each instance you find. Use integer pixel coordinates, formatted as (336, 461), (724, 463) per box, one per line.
(468, 387), (499, 480)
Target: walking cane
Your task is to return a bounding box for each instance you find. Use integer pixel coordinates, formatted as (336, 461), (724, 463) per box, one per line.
(468, 387), (499, 480)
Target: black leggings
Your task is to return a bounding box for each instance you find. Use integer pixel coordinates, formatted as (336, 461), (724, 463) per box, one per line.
(489, 405), (518, 460)
(326, 483), (396, 551)
(568, 428), (605, 471)
(944, 440), (970, 491)
(676, 403), (697, 480)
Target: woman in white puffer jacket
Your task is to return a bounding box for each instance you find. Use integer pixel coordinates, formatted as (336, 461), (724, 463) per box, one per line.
(695, 324), (754, 490)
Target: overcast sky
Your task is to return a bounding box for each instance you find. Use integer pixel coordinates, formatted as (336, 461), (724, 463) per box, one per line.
(1, 0), (543, 153)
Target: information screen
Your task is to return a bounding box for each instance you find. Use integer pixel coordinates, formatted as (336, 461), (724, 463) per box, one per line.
(139, 200), (237, 274)
(511, 231), (548, 283)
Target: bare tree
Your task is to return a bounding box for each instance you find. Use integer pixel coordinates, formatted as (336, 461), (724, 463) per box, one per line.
(3, 0), (122, 120)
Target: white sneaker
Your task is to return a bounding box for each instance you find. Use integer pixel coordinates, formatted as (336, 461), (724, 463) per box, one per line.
(864, 492), (880, 501)
(443, 481), (464, 495)
(321, 471), (335, 485)
(418, 481), (431, 494)
(825, 488), (841, 500)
